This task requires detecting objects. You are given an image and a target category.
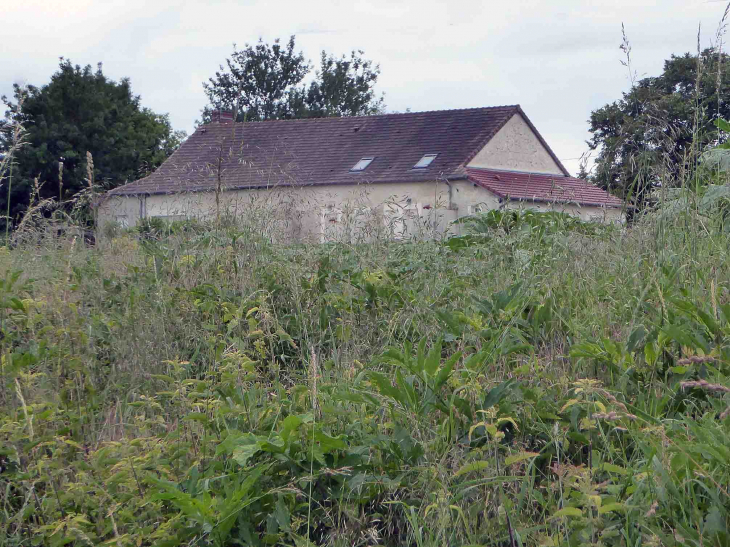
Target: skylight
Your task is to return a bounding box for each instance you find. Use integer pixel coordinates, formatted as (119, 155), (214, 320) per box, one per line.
(350, 157), (374, 172)
(413, 154), (437, 169)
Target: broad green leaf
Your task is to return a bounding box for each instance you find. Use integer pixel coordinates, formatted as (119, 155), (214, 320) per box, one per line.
(280, 414), (311, 443)
(560, 399), (581, 412)
(645, 340), (658, 366)
(569, 342), (604, 360)
(380, 348), (405, 365)
(598, 503), (625, 514)
(704, 506), (726, 537)
(370, 372), (404, 405)
(395, 368), (417, 408)
(627, 325), (646, 352)
(496, 417), (519, 430)
(232, 443), (260, 467)
(552, 507), (583, 519)
(505, 451), (539, 466)
(463, 350), (486, 372)
(314, 429), (347, 452)
(482, 379), (515, 410)
(424, 339), (442, 377)
(274, 497), (291, 532)
(599, 463), (628, 475)
(454, 460), (491, 477)
(715, 118), (730, 132)
(151, 374), (174, 383)
(331, 390), (378, 405)
(435, 352), (461, 391)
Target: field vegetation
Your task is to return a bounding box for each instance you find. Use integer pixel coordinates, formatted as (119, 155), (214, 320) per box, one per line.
(1, 199), (730, 546)
(5, 12), (730, 547)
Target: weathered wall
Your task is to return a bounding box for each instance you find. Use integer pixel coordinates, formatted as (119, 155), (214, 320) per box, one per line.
(467, 113), (565, 175)
(98, 180), (459, 242)
(450, 180), (501, 214)
(98, 195), (143, 228)
(98, 176), (623, 241)
(500, 200), (624, 223)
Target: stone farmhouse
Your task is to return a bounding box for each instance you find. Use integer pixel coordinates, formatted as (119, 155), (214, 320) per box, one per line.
(97, 105), (625, 241)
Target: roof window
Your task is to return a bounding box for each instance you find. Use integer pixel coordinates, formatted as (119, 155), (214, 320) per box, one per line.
(350, 157), (374, 172)
(413, 154), (437, 169)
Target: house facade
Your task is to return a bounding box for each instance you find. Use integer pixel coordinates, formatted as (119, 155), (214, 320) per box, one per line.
(98, 106), (625, 241)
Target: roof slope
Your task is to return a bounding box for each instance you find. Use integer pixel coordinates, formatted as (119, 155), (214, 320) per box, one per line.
(110, 106), (522, 195)
(467, 168), (624, 208)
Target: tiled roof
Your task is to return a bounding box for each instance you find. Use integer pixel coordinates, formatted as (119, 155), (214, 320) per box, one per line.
(109, 106), (527, 195)
(467, 168), (624, 208)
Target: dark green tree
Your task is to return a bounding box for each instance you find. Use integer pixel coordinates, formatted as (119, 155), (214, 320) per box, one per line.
(203, 37), (309, 122)
(0, 59), (186, 229)
(202, 36), (384, 122)
(288, 50), (385, 118)
(588, 48), (730, 208)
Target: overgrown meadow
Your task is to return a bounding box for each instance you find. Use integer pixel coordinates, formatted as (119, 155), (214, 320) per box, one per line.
(2, 202), (730, 547)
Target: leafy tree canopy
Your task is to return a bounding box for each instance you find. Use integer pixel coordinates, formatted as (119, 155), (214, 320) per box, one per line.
(588, 48), (730, 208)
(202, 36), (385, 122)
(0, 59), (186, 228)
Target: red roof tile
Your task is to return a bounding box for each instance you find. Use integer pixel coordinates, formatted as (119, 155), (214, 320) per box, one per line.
(109, 106), (526, 196)
(467, 168), (624, 208)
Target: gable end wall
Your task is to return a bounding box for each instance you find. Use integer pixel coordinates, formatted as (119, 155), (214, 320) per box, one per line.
(467, 113), (565, 175)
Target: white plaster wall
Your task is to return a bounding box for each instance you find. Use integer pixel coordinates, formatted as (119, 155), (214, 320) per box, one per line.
(451, 180), (501, 215)
(467, 114), (565, 175)
(98, 178), (623, 241)
(98, 181), (457, 242)
(501, 200), (625, 223)
(98, 195), (143, 228)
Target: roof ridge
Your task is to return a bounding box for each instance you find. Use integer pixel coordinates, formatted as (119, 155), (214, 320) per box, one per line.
(466, 166), (571, 178)
(204, 104), (522, 126)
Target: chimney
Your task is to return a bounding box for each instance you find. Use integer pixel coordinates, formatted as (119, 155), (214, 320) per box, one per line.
(211, 109), (235, 123)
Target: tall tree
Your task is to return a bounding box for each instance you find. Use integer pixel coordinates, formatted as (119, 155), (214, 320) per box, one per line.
(0, 59), (186, 229)
(203, 37), (309, 122)
(588, 48), (730, 208)
(202, 36), (384, 122)
(288, 50), (385, 118)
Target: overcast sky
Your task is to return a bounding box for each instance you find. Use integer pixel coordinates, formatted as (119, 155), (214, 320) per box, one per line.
(3, 0), (729, 175)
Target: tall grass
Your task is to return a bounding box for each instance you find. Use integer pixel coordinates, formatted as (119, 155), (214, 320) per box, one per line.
(1, 199), (730, 546)
(4, 12), (730, 546)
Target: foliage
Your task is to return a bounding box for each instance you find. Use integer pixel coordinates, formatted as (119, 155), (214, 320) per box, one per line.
(454, 209), (612, 237)
(2, 205), (730, 546)
(202, 36), (384, 122)
(588, 47), (730, 208)
(0, 59), (186, 231)
(287, 50), (385, 119)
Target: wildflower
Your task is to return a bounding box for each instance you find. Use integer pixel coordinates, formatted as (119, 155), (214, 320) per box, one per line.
(680, 380), (730, 394)
(676, 355), (717, 365)
(593, 411), (635, 422)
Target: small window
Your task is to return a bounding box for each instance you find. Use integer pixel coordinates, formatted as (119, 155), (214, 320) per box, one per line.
(413, 154), (437, 169)
(350, 157), (374, 172)
(468, 204), (487, 216)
